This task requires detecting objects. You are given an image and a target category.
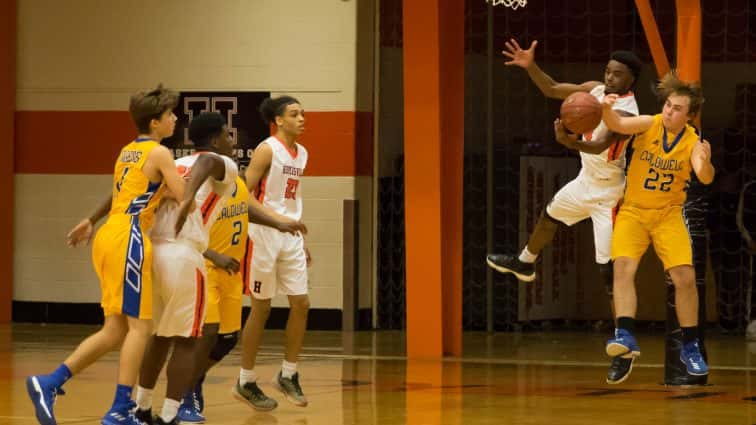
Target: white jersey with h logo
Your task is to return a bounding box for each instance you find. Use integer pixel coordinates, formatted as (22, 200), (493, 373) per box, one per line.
(544, 86), (638, 264)
(149, 152), (238, 337)
(248, 136), (309, 300)
(578, 84), (639, 185)
(257, 136), (308, 220)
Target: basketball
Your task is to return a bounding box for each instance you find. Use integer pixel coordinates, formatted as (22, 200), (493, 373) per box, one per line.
(560, 91), (602, 134)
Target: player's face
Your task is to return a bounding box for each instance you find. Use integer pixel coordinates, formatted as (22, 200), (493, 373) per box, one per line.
(213, 125), (235, 157)
(275, 103), (305, 137)
(152, 109), (177, 139)
(662, 94), (692, 132)
(603, 60), (634, 95)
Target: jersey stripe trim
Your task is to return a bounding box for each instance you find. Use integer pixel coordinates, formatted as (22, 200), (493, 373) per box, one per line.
(191, 269), (205, 337)
(200, 192), (221, 225)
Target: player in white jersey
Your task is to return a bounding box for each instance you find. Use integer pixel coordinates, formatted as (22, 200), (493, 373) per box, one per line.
(233, 96), (311, 410)
(486, 40), (642, 383)
(133, 112), (238, 425)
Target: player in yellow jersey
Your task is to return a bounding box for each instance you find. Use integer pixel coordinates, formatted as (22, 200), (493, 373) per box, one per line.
(600, 71), (715, 383)
(174, 173), (306, 421)
(26, 85), (189, 425)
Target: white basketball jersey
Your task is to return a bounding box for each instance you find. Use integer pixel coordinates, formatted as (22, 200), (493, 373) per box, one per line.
(151, 152), (238, 251)
(256, 136), (308, 221)
(578, 85), (639, 184)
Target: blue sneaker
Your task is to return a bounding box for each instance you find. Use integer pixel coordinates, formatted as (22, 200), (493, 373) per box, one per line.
(178, 390), (206, 423)
(102, 401), (145, 425)
(26, 375), (65, 425)
(681, 340), (709, 376)
(605, 328), (641, 357)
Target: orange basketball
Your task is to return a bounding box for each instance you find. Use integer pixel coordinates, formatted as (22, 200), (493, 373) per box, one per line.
(560, 91), (602, 135)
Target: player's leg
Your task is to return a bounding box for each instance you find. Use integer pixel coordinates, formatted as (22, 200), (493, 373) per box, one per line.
(652, 207), (707, 375)
(26, 314), (128, 425)
(604, 206), (648, 384)
(235, 228), (279, 411)
(272, 233), (310, 407)
(487, 178), (589, 281)
(98, 226), (157, 425)
(177, 265), (226, 423)
(665, 204), (709, 385)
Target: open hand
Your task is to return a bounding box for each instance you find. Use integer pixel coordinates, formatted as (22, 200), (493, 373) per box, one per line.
(502, 39), (537, 68)
(67, 218), (94, 247)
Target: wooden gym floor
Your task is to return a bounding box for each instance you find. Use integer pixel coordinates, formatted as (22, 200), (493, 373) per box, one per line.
(1, 323), (755, 424)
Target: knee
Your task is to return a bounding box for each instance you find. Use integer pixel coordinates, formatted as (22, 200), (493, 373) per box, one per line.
(289, 295), (310, 313)
(669, 266), (696, 289)
(209, 331), (239, 362)
(251, 298), (272, 317)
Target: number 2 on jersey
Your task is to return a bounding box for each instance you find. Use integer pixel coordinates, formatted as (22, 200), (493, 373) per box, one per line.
(231, 221), (242, 245)
(643, 168), (674, 192)
(285, 178), (299, 200)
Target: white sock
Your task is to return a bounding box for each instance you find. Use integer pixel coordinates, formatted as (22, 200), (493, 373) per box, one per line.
(282, 360), (297, 379)
(160, 398), (180, 422)
(240, 368), (257, 385)
(519, 246), (538, 263)
(135, 386), (153, 411)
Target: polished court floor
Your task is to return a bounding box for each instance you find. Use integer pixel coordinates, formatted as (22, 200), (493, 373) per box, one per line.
(1, 324), (755, 424)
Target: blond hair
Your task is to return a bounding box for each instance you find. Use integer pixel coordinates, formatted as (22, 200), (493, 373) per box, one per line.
(656, 70), (704, 117)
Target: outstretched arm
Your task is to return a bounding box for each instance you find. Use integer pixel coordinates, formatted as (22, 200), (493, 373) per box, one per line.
(601, 94), (655, 135)
(503, 38), (601, 99)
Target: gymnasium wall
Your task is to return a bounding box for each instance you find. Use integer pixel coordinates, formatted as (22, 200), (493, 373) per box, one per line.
(13, 0), (375, 325)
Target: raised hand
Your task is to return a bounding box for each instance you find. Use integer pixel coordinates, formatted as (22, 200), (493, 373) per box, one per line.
(502, 39), (537, 68)
(692, 139), (712, 163)
(67, 218), (94, 247)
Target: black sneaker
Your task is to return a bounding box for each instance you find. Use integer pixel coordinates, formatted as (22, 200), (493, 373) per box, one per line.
(232, 379), (278, 411)
(486, 254), (536, 282)
(272, 371), (308, 407)
(606, 354), (635, 384)
(134, 408), (153, 425)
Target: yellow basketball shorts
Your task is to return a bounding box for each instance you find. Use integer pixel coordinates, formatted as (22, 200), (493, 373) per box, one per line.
(204, 263), (243, 334)
(92, 216), (153, 319)
(611, 204), (693, 270)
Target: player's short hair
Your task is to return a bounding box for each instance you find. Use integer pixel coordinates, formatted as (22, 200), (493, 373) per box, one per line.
(610, 50), (642, 82)
(129, 84), (178, 134)
(189, 112), (226, 148)
(657, 70), (704, 117)
(259, 95), (300, 124)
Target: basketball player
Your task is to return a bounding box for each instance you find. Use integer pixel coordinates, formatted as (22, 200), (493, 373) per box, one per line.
(487, 39), (639, 309)
(233, 95), (311, 410)
(26, 85), (187, 425)
(737, 179), (756, 340)
(178, 174), (307, 422)
(601, 71), (714, 382)
(133, 112), (239, 425)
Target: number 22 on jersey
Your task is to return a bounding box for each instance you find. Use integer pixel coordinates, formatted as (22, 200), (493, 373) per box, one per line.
(285, 178), (299, 200)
